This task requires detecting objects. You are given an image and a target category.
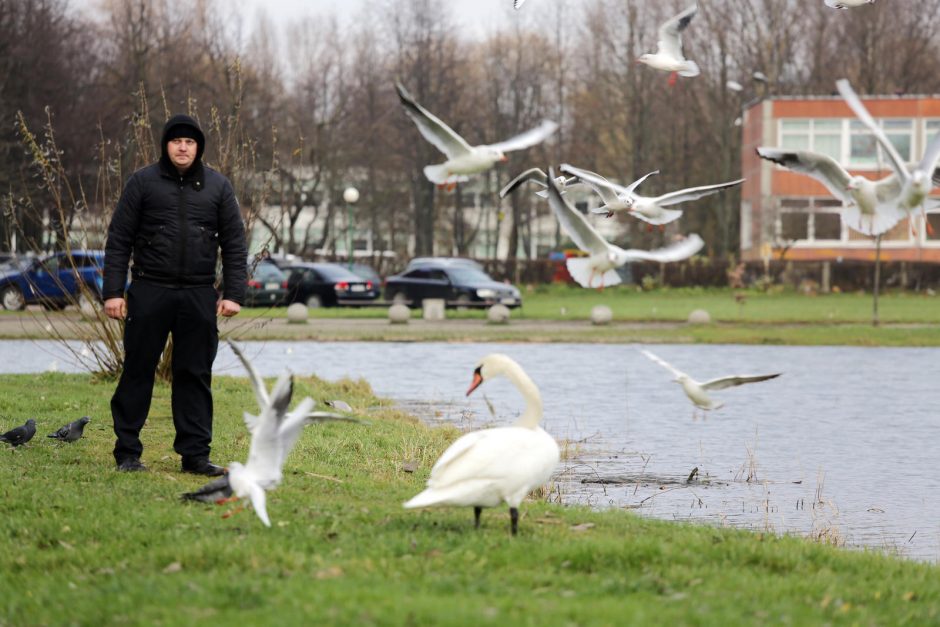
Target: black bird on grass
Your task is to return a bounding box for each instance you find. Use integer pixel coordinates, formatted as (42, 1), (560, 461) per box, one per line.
(1, 419), (37, 447)
(47, 416), (91, 442)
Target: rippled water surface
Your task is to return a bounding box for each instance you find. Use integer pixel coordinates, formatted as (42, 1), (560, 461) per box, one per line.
(5, 339), (939, 561)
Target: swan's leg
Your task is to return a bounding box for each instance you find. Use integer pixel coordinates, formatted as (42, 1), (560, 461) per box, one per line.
(474, 506), (482, 529)
(509, 507), (519, 536)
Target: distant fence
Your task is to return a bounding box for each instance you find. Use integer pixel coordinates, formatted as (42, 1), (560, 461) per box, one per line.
(310, 253), (940, 291)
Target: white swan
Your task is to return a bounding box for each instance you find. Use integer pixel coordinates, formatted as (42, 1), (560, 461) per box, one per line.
(404, 354), (559, 535)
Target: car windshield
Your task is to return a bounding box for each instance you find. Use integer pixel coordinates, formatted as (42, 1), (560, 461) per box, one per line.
(447, 267), (494, 284)
(252, 264), (285, 281)
(315, 265), (362, 281)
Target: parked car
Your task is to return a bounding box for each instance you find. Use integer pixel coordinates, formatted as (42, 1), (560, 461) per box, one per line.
(384, 260), (521, 308)
(284, 262), (380, 308)
(347, 262), (383, 287)
(0, 250), (106, 311)
(245, 260), (288, 307)
(405, 257), (484, 272)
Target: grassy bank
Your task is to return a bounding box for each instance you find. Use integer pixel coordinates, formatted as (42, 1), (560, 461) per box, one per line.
(1, 373), (938, 625)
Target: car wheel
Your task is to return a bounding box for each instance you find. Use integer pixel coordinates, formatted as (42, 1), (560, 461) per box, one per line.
(1, 286), (25, 311)
(305, 295), (322, 309)
(455, 294), (472, 311)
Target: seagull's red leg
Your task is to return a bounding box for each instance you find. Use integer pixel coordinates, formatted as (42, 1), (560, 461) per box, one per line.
(659, 225), (665, 232)
(647, 224), (654, 233)
(222, 505), (245, 519)
(668, 72), (678, 87)
(214, 496), (239, 506)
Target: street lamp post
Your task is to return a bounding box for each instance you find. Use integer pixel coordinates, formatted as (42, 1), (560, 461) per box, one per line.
(343, 186), (359, 269)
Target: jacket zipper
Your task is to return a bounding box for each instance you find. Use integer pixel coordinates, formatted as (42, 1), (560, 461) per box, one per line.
(176, 176), (187, 282)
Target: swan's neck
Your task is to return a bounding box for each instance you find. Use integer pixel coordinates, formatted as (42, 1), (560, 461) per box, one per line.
(504, 363), (543, 429)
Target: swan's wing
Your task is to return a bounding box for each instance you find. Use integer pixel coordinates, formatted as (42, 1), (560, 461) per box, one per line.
(395, 82), (473, 159)
(653, 179), (745, 207)
(560, 164), (625, 206)
(485, 119), (558, 153)
(500, 168), (548, 198)
(836, 79), (909, 182)
(227, 340), (269, 411)
(656, 4), (697, 59)
(546, 167), (609, 255)
(620, 234), (705, 263)
(641, 349), (688, 379)
(756, 147), (854, 204)
(428, 430), (491, 478)
(700, 373), (781, 391)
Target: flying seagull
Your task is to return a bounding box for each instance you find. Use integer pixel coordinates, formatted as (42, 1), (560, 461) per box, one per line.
(0, 419), (36, 447)
(561, 163), (744, 226)
(47, 416), (91, 442)
(641, 349), (781, 418)
(836, 79), (940, 233)
(638, 4), (700, 82)
(544, 167), (704, 288)
(514, 0), (527, 8)
(755, 147), (903, 236)
(404, 354), (559, 536)
(396, 82), (557, 187)
(825, 0), (875, 8)
(182, 341), (357, 527)
(499, 167), (582, 199)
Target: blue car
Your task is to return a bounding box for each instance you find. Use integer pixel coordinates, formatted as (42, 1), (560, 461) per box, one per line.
(0, 250), (106, 311)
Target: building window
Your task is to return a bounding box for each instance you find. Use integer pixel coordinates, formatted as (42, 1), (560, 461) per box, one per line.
(780, 120), (809, 150)
(777, 198), (845, 242)
(778, 119), (842, 160)
(927, 211), (940, 242)
(849, 119), (912, 167)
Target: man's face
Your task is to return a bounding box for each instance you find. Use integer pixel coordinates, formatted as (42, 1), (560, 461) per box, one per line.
(167, 137), (198, 171)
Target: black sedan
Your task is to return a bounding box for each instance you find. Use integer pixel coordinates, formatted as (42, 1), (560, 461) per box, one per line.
(246, 261), (288, 307)
(284, 262), (380, 308)
(384, 261), (521, 308)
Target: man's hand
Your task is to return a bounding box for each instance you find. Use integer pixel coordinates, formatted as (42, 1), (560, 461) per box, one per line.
(217, 299), (241, 317)
(104, 297), (127, 320)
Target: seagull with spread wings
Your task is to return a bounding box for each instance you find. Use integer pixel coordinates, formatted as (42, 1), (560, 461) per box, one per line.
(396, 82), (557, 188)
(638, 4), (700, 83)
(756, 147), (904, 236)
(836, 79), (940, 234)
(544, 167), (704, 289)
(641, 349), (781, 419)
(182, 341), (357, 527)
(561, 163), (744, 227)
(499, 167), (582, 199)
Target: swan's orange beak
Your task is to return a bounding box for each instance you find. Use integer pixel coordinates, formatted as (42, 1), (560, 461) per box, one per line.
(467, 372), (483, 396)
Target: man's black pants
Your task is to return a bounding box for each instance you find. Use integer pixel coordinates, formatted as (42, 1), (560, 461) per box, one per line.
(111, 282), (219, 463)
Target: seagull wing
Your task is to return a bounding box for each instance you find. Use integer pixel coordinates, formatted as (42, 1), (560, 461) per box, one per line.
(657, 4), (697, 59)
(546, 167), (610, 255)
(485, 119), (558, 153)
(560, 164), (626, 206)
(514, 0), (526, 8)
(500, 168), (548, 198)
(395, 82), (473, 159)
(916, 127), (940, 179)
(700, 373), (781, 391)
(756, 147), (854, 204)
(227, 340), (269, 411)
(653, 179), (745, 207)
(836, 79), (909, 182)
(641, 349), (688, 379)
(620, 234), (705, 263)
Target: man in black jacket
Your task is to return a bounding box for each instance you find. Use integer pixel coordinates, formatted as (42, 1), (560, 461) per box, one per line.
(103, 114), (247, 474)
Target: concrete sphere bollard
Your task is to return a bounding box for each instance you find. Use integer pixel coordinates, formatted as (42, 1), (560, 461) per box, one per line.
(487, 304), (511, 324)
(687, 309), (712, 325)
(388, 303), (410, 324)
(286, 303), (308, 324)
(590, 304), (613, 326)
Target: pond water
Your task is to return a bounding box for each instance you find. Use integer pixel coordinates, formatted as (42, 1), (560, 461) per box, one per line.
(4, 339), (939, 561)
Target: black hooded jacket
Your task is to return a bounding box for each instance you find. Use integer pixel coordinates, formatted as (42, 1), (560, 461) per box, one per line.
(103, 114), (247, 303)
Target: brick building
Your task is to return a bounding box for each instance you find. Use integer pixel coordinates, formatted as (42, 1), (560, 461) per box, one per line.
(740, 94), (940, 264)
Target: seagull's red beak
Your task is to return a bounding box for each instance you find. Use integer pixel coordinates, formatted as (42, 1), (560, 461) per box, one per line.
(466, 372), (484, 396)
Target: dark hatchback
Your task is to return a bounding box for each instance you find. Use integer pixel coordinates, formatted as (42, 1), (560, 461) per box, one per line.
(284, 262), (380, 308)
(384, 261), (521, 308)
(246, 261), (289, 307)
(0, 250), (106, 311)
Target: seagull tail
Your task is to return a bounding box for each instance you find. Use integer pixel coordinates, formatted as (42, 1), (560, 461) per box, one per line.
(247, 482), (271, 527)
(566, 258), (622, 289)
(423, 164), (469, 186)
(679, 60), (700, 78)
(842, 205), (902, 236)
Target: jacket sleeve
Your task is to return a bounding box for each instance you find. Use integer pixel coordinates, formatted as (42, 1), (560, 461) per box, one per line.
(103, 174), (143, 299)
(217, 179), (248, 304)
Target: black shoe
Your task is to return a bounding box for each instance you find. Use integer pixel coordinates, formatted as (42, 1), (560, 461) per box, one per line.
(116, 458), (147, 472)
(181, 457), (225, 477)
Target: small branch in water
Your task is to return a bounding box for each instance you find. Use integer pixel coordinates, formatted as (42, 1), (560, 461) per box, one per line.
(686, 467), (699, 483)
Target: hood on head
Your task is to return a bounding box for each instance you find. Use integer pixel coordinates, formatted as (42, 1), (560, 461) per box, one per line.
(161, 114), (205, 166)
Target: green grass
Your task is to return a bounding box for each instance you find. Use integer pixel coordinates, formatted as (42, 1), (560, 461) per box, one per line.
(237, 286), (940, 324)
(2, 373), (939, 625)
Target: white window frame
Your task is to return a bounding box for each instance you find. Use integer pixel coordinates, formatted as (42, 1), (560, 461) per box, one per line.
(776, 118), (914, 171)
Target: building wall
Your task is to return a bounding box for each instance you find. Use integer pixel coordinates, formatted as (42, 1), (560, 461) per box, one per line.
(741, 95), (940, 263)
